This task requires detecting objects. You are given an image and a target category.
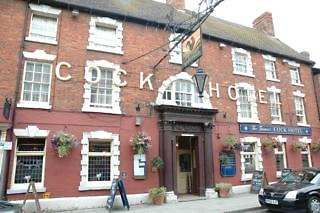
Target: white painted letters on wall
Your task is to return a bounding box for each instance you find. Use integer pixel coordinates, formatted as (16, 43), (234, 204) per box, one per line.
(114, 68), (128, 87)
(209, 82), (220, 98)
(85, 65), (101, 84)
(139, 72), (153, 90)
(228, 85), (237, 100)
(55, 62), (72, 81)
(258, 90), (268, 104)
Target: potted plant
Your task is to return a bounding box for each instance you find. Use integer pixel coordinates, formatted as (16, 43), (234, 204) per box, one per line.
(215, 182), (232, 198)
(51, 131), (78, 158)
(130, 132), (152, 154)
(219, 154), (229, 165)
(291, 142), (307, 152)
(150, 156), (164, 172)
(262, 138), (277, 152)
(310, 143), (320, 152)
(148, 186), (166, 205)
(222, 135), (237, 152)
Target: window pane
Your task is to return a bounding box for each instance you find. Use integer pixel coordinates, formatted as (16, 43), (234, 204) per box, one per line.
(95, 25), (116, 46)
(22, 61), (51, 103)
(302, 154), (310, 168)
(14, 138), (45, 184)
(30, 15), (57, 40)
(175, 80), (192, 106)
(238, 88), (252, 119)
(15, 156), (43, 183)
(88, 156), (111, 181)
(235, 53), (247, 73)
(90, 69), (113, 107)
(275, 154), (284, 171)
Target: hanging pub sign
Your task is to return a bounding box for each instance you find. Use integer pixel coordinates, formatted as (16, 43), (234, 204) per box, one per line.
(182, 27), (202, 70)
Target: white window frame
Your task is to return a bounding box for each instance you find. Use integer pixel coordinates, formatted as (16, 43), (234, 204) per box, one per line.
(274, 136), (287, 178)
(299, 137), (312, 168)
(18, 50), (56, 110)
(236, 83), (260, 123)
(168, 33), (198, 67)
(240, 137), (263, 181)
(26, 4), (61, 45)
(267, 86), (285, 125)
(0, 127), (10, 178)
(82, 60), (122, 114)
(231, 48), (254, 77)
(7, 125), (48, 194)
(155, 72), (212, 109)
(79, 131), (120, 191)
(87, 17), (123, 54)
(263, 55), (279, 82)
(287, 60), (304, 87)
(293, 90), (309, 127)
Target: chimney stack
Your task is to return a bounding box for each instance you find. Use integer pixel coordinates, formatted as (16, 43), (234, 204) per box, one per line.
(166, 0), (185, 10)
(253, 12), (275, 36)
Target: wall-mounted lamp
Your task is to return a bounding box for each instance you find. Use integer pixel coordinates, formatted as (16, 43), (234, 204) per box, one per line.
(135, 104), (141, 126)
(192, 67), (208, 98)
(3, 98), (11, 120)
(71, 9), (79, 17)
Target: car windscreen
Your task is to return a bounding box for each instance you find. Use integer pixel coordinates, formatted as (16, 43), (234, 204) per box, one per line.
(280, 170), (317, 184)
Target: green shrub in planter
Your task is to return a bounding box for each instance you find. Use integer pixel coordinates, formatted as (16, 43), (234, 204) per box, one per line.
(151, 156), (164, 170)
(215, 182), (232, 198)
(148, 186), (166, 205)
(215, 182), (232, 191)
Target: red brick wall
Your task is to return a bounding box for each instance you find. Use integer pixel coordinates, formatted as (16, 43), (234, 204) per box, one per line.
(0, 0), (25, 123)
(1, 0), (320, 199)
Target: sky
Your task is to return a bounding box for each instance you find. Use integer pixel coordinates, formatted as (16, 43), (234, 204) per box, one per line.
(185, 0), (320, 68)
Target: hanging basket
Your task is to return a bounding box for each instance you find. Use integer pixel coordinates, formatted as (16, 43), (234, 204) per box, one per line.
(51, 131), (78, 158)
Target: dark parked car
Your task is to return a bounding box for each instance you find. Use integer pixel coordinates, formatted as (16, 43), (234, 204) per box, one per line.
(258, 168), (320, 212)
(0, 200), (23, 213)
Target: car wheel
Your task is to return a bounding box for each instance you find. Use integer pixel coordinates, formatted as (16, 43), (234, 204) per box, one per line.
(307, 196), (320, 213)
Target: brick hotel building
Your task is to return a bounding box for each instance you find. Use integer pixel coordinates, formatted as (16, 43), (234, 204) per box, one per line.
(0, 0), (319, 211)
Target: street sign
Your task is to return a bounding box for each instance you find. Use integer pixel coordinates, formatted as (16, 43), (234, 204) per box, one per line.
(0, 141), (12, 150)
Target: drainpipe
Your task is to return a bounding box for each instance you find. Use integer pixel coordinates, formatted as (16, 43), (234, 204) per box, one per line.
(0, 0), (29, 200)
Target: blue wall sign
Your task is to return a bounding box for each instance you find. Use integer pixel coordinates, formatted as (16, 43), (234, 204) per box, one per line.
(240, 124), (311, 136)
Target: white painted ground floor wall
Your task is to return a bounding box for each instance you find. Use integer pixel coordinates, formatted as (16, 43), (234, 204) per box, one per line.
(15, 185), (251, 212)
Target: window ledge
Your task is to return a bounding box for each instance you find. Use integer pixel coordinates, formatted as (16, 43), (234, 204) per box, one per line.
(87, 45), (123, 55)
(82, 106), (121, 115)
(291, 83), (304, 87)
(240, 176), (253, 182)
(233, 72), (255, 78)
(25, 36), (57, 45)
(7, 186), (46, 194)
(17, 102), (52, 110)
(271, 121), (286, 125)
(238, 118), (260, 123)
(79, 183), (111, 191)
(266, 78), (280, 82)
(297, 122), (310, 127)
